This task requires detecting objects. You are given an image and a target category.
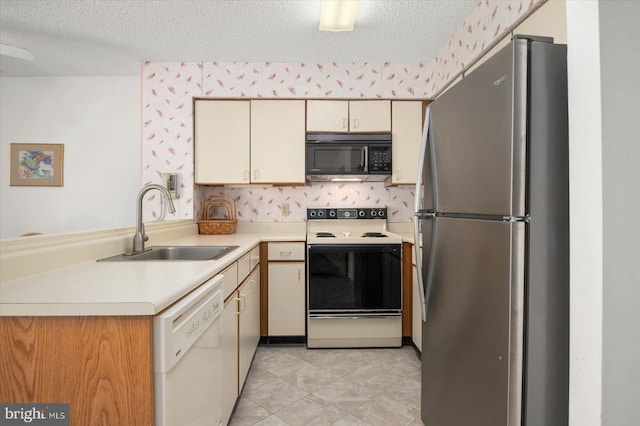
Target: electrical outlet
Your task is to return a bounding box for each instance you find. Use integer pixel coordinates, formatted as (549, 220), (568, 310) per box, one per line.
(281, 203), (290, 217)
(162, 173), (179, 199)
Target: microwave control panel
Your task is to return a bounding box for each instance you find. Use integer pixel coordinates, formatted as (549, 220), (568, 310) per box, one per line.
(369, 147), (391, 172)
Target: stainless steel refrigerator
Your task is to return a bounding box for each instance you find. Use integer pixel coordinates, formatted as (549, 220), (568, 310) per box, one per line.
(414, 36), (569, 426)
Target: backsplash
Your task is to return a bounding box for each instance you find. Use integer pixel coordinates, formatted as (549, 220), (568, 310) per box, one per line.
(196, 183), (415, 223)
(141, 0), (543, 223)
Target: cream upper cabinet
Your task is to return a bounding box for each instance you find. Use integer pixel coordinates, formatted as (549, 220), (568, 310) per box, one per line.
(250, 100), (306, 184)
(194, 100), (250, 184)
(391, 101), (424, 185)
(349, 100), (391, 132)
(306, 100), (350, 132)
(306, 100), (391, 133)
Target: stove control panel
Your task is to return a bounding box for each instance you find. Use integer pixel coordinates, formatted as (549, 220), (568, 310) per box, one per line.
(307, 207), (387, 220)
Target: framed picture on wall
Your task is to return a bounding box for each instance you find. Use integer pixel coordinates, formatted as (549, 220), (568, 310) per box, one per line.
(10, 143), (65, 187)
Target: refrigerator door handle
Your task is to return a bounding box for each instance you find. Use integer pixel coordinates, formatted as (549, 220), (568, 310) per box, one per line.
(414, 107), (433, 322)
(413, 213), (438, 323)
(413, 216), (425, 321)
(423, 216), (438, 322)
(414, 107), (431, 216)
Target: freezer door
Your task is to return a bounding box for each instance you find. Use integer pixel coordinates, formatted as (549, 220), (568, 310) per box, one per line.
(428, 39), (527, 217)
(421, 217), (525, 426)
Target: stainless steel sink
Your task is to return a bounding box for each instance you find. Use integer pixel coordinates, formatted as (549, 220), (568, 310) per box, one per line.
(98, 245), (239, 262)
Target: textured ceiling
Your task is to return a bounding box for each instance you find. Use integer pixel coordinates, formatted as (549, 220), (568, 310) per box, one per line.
(0, 0), (478, 77)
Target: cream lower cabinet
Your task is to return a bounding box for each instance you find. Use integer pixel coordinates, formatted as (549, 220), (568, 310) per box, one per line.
(221, 262), (240, 426)
(306, 100), (391, 133)
(220, 248), (260, 424)
(238, 267), (260, 391)
(267, 242), (306, 336)
(221, 295), (239, 425)
(391, 101), (425, 185)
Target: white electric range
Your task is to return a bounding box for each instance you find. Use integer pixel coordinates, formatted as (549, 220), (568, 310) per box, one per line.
(306, 207), (403, 348)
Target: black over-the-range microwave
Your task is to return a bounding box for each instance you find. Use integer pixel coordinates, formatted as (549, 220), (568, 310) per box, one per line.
(305, 133), (392, 182)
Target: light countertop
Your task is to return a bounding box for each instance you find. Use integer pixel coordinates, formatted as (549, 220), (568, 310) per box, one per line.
(0, 231), (305, 317)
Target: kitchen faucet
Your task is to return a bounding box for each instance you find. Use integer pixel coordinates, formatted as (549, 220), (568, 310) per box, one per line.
(130, 184), (176, 254)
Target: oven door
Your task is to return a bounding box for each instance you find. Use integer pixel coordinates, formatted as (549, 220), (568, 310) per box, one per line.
(307, 244), (402, 314)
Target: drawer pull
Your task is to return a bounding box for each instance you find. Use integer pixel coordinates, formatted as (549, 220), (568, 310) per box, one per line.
(280, 251), (292, 256)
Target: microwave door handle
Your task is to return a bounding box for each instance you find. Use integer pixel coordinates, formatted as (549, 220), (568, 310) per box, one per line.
(363, 146), (368, 172)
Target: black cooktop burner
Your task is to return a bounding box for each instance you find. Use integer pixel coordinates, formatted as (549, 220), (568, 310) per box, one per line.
(362, 232), (387, 238)
(316, 232), (336, 238)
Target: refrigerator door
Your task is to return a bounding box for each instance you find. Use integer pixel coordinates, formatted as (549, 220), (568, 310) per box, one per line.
(421, 217), (525, 426)
(428, 39), (528, 217)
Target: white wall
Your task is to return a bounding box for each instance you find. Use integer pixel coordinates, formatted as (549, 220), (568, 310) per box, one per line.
(566, 2), (603, 425)
(567, 1), (640, 425)
(598, 2), (640, 425)
(0, 76), (141, 239)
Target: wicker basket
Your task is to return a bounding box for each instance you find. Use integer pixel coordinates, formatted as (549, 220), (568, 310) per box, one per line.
(198, 194), (237, 235)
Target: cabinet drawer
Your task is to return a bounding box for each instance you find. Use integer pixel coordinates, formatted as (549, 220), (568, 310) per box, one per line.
(238, 245), (260, 283)
(221, 262), (239, 301)
(268, 242), (305, 261)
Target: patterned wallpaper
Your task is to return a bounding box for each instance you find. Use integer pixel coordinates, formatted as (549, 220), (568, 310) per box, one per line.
(198, 183), (416, 223)
(141, 0), (544, 223)
(430, 0), (543, 92)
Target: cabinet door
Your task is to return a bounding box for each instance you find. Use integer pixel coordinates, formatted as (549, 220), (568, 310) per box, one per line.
(195, 100), (250, 184)
(251, 100), (305, 184)
(349, 100), (391, 132)
(306, 100), (349, 132)
(238, 267), (260, 391)
(221, 295), (239, 426)
(391, 101), (424, 184)
(268, 262), (306, 336)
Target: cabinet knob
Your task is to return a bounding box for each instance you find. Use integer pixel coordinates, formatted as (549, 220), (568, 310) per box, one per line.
(253, 169), (259, 180)
(342, 118), (347, 129)
(352, 118), (359, 129)
(244, 170), (249, 181)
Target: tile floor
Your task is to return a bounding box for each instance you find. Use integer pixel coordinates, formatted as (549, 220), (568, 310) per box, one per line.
(229, 344), (424, 426)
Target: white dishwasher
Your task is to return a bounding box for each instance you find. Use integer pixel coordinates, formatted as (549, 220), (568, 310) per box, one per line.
(154, 274), (224, 426)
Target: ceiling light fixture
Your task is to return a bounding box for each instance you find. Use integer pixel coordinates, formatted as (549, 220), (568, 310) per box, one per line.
(319, 0), (360, 32)
(0, 43), (34, 61)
